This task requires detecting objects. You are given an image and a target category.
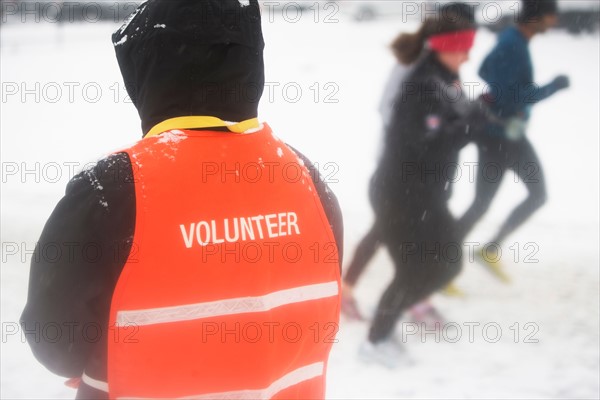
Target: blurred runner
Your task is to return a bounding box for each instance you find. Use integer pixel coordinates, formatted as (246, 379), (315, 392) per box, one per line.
(457, 0), (570, 281)
(352, 3), (489, 367)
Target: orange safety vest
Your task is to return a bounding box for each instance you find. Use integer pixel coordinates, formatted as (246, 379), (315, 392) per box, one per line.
(104, 122), (341, 399)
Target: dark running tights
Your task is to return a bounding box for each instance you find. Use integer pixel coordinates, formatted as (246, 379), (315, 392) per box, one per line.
(368, 240), (462, 343)
(458, 137), (547, 244)
(343, 223), (381, 287)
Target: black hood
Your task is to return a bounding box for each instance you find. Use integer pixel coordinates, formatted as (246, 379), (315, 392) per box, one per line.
(112, 0), (265, 135)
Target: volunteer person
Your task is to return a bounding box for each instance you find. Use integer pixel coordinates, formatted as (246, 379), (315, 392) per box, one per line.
(21, 1), (343, 398)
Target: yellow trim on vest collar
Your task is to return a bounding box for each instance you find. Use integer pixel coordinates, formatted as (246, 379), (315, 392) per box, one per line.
(145, 116), (260, 138)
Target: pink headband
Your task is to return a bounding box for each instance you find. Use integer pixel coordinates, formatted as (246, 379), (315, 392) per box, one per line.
(428, 29), (476, 52)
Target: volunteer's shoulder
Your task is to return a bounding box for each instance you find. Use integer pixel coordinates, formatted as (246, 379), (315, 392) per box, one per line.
(285, 144), (344, 270)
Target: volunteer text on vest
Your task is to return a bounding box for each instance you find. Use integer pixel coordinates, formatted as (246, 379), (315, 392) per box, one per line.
(180, 211), (301, 247)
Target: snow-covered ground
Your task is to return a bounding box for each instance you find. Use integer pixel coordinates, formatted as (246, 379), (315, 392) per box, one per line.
(1, 7), (599, 399)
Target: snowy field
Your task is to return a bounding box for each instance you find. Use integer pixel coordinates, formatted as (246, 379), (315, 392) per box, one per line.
(1, 6), (599, 399)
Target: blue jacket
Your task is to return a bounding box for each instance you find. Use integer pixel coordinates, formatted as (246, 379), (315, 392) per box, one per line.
(479, 26), (560, 121)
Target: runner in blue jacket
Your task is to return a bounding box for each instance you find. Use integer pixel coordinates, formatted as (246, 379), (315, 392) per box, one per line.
(457, 0), (569, 273)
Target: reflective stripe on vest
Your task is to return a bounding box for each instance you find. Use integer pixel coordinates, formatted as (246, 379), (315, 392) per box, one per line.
(81, 372), (109, 393)
(118, 363), (323, 400)
(116, 281), (338, 327)
(82, 363), (323, 399)
(108, 123), (340, 399)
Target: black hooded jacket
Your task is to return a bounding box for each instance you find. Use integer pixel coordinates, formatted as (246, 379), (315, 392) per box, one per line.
(20, 2), (343, 398)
